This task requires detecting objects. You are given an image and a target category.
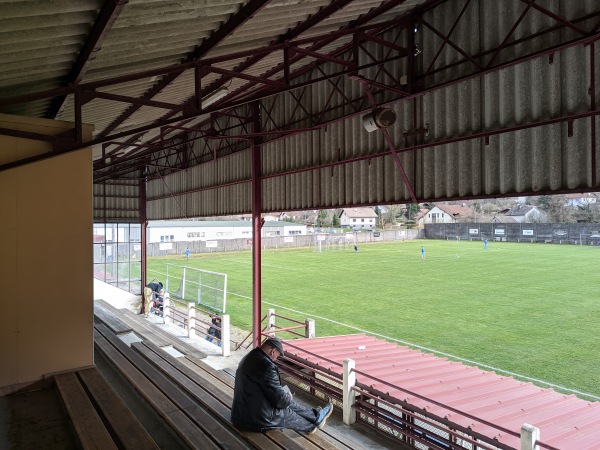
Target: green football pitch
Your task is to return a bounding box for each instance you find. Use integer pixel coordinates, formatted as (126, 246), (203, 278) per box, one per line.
(147, 239), (600, 401)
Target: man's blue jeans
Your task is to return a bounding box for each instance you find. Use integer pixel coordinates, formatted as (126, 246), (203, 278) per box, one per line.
(262, 400), (318, 433)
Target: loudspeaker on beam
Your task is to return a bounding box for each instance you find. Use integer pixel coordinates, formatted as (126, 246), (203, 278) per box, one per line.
(362, 108), (396, 132)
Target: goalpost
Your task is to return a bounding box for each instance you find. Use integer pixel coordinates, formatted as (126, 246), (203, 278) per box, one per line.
(166, 264), (228, 313)
(313, 233), (354, 252)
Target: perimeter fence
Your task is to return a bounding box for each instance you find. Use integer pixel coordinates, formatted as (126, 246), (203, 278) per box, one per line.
(147, 228), (421, 257)
(425, 222), (600, 245)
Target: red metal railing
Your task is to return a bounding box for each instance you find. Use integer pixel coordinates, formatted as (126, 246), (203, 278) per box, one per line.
(237, 310), (313, 350)
(276, 339), (525, 450)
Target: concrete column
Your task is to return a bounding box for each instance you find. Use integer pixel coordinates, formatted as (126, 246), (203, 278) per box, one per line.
(187, 303), (195, 338)
(163, 296), (171, 325)
(343, 358), (357, 425)
(520, 423), (540, 450)
(268, 308), (276, 337)
(221, 314), (231, 357)
(305, 318), (315, 338)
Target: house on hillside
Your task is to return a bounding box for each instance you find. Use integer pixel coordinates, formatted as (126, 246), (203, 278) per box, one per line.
(566, 193), (597, 206)
(501, 205), (546, 223)
(338, 207), (378, 229)
(413, 208), (431, 228)
(491, 215), (519, 224)
(424, 205), (473, 224)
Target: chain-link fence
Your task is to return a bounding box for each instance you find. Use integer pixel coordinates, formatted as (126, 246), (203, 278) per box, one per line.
(425, 222), (600, 245)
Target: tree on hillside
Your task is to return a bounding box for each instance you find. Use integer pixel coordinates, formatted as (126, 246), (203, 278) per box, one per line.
(374, 206), (382, 228)
(404, 204), (420, 220)
(384, 205), (402, 227)
(576, 204), (600, 223)
(332, 212), (340, 227)
(316, 210), (329, 227)
(547, 196), (575, 222)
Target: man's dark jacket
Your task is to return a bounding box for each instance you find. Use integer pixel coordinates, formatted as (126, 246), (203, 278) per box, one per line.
(231, 347), (291, 430)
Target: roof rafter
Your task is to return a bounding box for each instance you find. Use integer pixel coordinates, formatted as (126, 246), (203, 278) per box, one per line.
(98, 0), (273, 138)
(46, 0), (128, 119)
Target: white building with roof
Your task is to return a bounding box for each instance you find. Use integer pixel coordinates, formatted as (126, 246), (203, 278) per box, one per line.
(425, 205), (473, 224)
(147, 220), (306, 243)
(338, 207), (378, 229)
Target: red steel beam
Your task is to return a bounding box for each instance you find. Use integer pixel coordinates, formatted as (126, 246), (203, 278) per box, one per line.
(97, 0), (272, 138)
(251, 101), (263, 347)
(47, 0), (128, 119)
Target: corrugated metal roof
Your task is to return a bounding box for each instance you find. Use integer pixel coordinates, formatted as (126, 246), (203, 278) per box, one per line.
(283, 334), (600, 450)
(1, 1), (600, 221)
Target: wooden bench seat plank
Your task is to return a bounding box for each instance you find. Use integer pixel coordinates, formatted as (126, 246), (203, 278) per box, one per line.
(133, 342), (233, 414)
(96, 299), (206, 358)
(317, 425), (370, 450)
(185, 354), (237, 387)
(136, 340), (321, 450)
(94, 328), (221, 450)
(137, 341), (297, 450)
(266, 429), (321, 450)
(54, 372), (118, 450)
(77, 367), (159, 450)
(131, 342), (283, 450)
(93, 303), (133, 334)
(179, 357), (234, 396)
(95, 324), (248, 450)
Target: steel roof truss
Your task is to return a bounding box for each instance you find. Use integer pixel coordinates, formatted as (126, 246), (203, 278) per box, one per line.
(46, 0), (128, 119)
(484, 3), (533, 69)
(520, 0), (588, 36)
(98, 0), (272, 138)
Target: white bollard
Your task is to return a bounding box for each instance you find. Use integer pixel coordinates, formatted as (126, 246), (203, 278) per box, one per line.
(343, 358), (357, 425)
(305, 318), (315, 338)
(268, 308), (276, 337)
(520, 423), (540, 450)
(187, 303), (195, 338)
(221, 314), (231, 357)
(163, 296), (171, 325)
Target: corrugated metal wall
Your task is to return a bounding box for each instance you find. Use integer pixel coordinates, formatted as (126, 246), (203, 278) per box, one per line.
(94, 181), (141, 222)
(142, 0), (599, 220)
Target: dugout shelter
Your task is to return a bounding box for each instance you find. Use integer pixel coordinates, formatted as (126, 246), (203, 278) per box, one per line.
(1, 0), (599, 399)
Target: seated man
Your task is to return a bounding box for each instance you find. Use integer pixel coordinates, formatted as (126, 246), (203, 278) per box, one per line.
(152, 289), (166, 316)
(205, 315), (222, 347)
(231, 337), (333, 434)
(143, 281), (163, 317)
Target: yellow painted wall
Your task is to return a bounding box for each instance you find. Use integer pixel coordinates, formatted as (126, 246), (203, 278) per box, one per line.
(0, 114), (93, 390)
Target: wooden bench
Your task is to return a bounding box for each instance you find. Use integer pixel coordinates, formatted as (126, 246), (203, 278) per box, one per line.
(93, 302), (133, 334)
(54, 367), (158, 450)
(131, 332), (365, 450)
(94, 323), (251, 450)
(180, 349), (367, 450)
(95, 299), (206, 359)
(95, 322), (364, 450)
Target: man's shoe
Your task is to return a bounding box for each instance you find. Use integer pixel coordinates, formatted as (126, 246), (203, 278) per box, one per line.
(315, 402), (333, 429)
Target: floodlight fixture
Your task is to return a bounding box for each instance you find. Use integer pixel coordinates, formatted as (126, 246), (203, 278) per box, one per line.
(201, 88), (229, 108)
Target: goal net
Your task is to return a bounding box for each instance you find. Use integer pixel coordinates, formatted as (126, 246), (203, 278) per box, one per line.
(313, 233), (354, 252)
(166, 264), (228, 313)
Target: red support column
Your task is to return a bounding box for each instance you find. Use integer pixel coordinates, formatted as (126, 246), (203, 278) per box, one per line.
(251, 101), (263, 347)
(141, 177), (148, 305)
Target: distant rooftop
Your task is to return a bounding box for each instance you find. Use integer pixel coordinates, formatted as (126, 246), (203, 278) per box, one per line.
(147, 220), (303, 228)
